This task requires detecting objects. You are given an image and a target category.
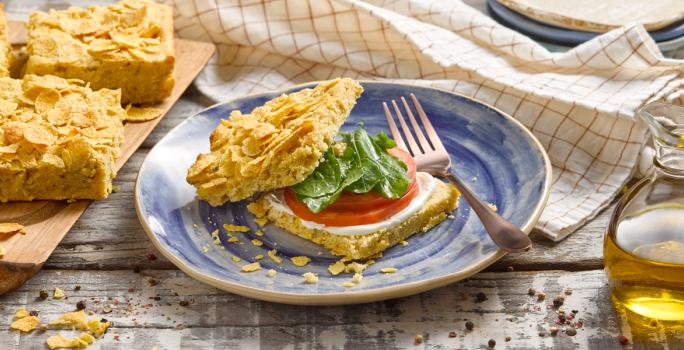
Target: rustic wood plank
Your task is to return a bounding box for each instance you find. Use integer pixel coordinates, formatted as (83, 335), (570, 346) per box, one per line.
(1, 269), (682, 349)
(42, 133), (610, 272)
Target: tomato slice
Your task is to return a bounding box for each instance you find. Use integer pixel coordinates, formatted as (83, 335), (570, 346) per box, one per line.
(283, 147), (420, 226)
(284, 180), (419, 226)
(325, 147), (416, 211)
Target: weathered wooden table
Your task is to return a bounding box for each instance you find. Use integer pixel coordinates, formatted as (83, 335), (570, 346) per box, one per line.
(2, 1), (684, 349)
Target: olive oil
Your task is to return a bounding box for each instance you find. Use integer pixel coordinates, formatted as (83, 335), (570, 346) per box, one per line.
(604, 205), (684, 321)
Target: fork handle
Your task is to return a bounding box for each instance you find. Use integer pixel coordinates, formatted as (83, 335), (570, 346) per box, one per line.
(442, 172), (532, 253)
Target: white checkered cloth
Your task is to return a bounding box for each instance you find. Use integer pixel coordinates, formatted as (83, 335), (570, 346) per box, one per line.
(163, 0), (684, 240)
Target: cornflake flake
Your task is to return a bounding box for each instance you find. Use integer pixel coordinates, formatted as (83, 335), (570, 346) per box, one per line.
(291, 256), (311, 267)
(124, 106), (163, 122)
(241, 262), (261, 273)
(223, 224), (249, 232)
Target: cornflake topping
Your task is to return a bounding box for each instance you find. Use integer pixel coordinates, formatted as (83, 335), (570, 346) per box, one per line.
(28, 0), (168, 61)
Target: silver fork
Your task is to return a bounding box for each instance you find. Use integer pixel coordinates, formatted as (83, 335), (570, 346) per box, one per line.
(383, 94), (532, 253)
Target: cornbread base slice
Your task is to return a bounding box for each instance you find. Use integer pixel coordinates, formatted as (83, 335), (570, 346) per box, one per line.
(258, 180), (460, 260)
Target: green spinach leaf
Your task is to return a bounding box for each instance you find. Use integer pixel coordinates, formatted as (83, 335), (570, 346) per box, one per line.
(289, 126), (411, 213)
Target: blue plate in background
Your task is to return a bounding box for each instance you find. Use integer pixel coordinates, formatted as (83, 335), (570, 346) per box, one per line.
(488, 0), (684, 48)
(135, 81), (551, 305)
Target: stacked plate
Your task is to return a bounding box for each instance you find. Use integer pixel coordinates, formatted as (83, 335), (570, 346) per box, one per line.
(488, 0), (684, 53)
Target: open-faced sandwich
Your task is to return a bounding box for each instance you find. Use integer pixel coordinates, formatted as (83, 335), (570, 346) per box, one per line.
(187, 78), (459, 260)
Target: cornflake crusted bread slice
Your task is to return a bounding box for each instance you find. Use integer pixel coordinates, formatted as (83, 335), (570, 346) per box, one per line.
(187, 78), (363, 206)
(0, 4), (13, 77)
(0, 74), (125, 202)
(256, 180), (459, 260)
(25, 0), (175, 104)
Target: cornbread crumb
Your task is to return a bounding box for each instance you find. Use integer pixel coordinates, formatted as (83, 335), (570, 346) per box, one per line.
(254, 255), (264, 261)
(251, 239), (263, 247)
(231, 256), (241, 263)
(352, 273), (363, 284)
(211, 229), (221, 245)
(268, 250), (283, 264)
(303, 272), (318, 284)
(345, 262), (367, 274)
(193, 223), (199, 229)
(488, 203), (498, 211)
(328, 260), (346, 275)
(241, 262), (261, 273)
(366, 259), (375, 265)
(342, 282), (355, 288)
(399, 240), (408, 246)
(223, 224), (249, 232)
(247, 201), (268, 218)
(381, 267), (398, 274)
(255, 217), (269, 227)
(53, 288), (65, 300)
(291, 256), (311, 267)
(267, 269), (277, 277)
(255, 230), (264, 237)
(228, 236), (239, 243)
(202, 246), (209, 253)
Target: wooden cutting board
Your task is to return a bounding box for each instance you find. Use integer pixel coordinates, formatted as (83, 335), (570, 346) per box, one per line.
(497, 0), (684, 33)
(0, 21), (215, 294)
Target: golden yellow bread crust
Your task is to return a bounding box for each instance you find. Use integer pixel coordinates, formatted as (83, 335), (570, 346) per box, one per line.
(0, 74), (125, 201)
(256, 180), (460, 260)
(25, 0), (175, 104)
(0, 5), (13, 78)
(187, 78), (363, 206)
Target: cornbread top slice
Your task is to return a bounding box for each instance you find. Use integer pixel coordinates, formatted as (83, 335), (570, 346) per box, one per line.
(27, 0), (173, 67)
(0, 74), (125, 182)
(0, 4), (12, 77)
(187, 78), (363, 206)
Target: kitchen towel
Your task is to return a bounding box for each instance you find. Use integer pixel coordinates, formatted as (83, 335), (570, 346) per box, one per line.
(162, 0), (684, 240)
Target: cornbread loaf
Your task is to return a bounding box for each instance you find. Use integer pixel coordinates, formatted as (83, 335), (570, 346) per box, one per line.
(0, 74), (125, 201)
(187, 78), (363, 206)
(0, 4), (13, 77)
(255, 180), (460, 260)
(25, 0), (175, 104)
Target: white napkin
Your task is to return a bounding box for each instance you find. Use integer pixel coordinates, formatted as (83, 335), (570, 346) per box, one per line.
(162, 0), (684, 240)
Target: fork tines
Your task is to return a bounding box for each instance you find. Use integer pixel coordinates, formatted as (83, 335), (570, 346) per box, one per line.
(382, 93), (445, 157)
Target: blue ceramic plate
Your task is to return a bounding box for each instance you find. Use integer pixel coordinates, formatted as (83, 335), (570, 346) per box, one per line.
(135, 82), (551, 305)
(488, 0), (684, 47)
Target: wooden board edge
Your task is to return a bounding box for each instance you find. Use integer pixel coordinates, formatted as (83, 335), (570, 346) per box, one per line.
(0, 260), (41, 295)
